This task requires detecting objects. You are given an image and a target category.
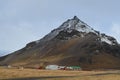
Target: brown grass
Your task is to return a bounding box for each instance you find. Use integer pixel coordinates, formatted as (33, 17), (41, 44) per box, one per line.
(0, 66), (120, 80)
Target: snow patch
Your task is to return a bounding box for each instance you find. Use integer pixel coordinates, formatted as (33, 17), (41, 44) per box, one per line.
(75, 22), (95, 33)
(59, 17), (96, 34)
(101, 36), (112, 45)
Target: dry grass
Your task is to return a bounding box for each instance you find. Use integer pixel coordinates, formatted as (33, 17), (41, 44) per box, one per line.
(0, 66), (120, 80)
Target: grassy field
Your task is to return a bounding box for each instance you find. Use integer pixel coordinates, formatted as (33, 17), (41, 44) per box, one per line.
(0, 67), (120, 80)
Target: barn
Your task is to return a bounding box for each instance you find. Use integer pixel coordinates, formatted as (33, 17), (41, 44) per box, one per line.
(45, 65), (81, 70)
(45, 65), (59, 70)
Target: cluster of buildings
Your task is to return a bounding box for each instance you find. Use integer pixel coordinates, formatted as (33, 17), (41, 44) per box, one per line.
(6, 64), (81, 70)
(44, 65), (81, 70)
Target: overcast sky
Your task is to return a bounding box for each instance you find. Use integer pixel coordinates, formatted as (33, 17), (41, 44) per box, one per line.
(0, 0), (120, 55)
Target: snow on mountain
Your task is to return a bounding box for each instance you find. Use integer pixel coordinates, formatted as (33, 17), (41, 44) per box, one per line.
(100, 34), (117, 45)
(37, 16), (96, 42)
(101, 36), (113, 45)
(59, 16), (96, 34)
(37, 16), (118, 45)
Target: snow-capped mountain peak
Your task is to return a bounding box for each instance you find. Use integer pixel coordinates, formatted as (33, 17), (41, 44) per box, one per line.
(59, 16), (95, 33)
(37, 16), (118, 45)
(38, 16), (95, 42)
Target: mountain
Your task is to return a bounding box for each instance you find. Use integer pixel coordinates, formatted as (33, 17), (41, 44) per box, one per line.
(0, 16), (120, 70)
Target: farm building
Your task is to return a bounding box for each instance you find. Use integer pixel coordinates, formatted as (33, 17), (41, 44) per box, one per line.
(70, 66), (81, 70)
(45, 65), (59, 70)
(59, 66), (81, 70)
(45, 65), (81, 70)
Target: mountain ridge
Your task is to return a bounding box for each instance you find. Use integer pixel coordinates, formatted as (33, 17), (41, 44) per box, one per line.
(37, 16), (118, 45)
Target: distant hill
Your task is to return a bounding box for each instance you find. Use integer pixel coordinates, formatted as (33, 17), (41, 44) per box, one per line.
(0, 51), (8, 57)
(0, 16), (120, 70)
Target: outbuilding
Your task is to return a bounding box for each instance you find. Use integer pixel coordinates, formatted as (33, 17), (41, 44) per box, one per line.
(70, 66), (81, 70)
(45, 65), (59, 70)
